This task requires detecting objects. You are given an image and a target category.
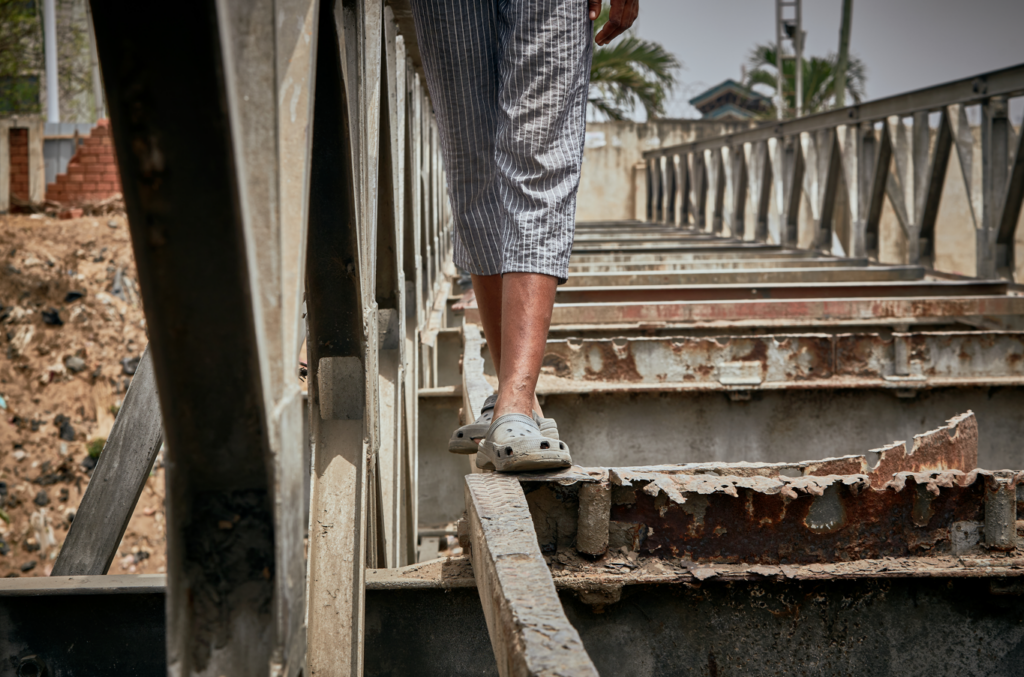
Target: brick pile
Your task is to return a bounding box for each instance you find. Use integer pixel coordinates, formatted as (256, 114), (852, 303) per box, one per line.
(9, 128), (30, 202)
(46, 120), (122, 204)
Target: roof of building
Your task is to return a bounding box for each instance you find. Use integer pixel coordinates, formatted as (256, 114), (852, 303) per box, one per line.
(688, 79), (770, 109)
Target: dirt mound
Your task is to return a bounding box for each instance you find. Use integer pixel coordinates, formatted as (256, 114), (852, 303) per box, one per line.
(1, 212), (165, 577)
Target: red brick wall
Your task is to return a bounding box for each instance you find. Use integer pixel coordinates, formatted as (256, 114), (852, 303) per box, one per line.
(9, 128), (30, 203)
(46, 119), (122, 204)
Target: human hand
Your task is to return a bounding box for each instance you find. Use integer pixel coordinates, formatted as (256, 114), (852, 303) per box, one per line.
(592, 0), (639, 46)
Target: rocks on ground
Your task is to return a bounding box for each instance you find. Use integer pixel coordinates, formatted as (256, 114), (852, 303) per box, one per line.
(0, 212), (166, 577)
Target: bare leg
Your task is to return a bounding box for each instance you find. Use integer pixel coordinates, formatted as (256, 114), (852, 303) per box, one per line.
(471, 273), (549, 418)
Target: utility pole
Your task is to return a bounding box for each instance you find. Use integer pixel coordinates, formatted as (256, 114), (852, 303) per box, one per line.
(43, 0), (59, 123)
(85, 3), (105, 121)
(775, 0), (804, 119)
(834, 0), (853, 108)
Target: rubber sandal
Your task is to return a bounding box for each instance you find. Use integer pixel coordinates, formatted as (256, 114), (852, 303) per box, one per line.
(449, 394), (498, 453)
(476, 413), (571, 472)
(449, 395), (559, 453)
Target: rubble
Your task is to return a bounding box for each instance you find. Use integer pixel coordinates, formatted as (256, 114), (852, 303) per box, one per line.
(0, 212), (165, 577)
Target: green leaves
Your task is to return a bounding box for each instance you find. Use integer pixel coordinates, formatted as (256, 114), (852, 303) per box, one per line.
(745, 42), (867, 118)
(589, 7), (680, 121)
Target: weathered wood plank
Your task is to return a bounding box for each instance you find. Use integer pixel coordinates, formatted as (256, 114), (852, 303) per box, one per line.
(52, 348), (163, 577)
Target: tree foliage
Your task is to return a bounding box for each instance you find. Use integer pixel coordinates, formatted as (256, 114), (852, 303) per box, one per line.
(0, 0), (43, 113)
(745, 42), (867, 118)
(589, 8), (680, 121)
(0, 0), (94, 118)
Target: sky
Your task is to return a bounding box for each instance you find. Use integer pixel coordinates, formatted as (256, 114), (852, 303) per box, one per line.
(632, 0), (1024, 119)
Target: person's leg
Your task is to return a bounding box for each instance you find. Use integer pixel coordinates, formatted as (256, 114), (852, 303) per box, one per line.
(471, 272), (545, 418)
(491, 273), (556, 419)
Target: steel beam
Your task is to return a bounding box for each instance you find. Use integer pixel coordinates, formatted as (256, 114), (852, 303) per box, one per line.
(538, 295), (1024, 329)
(465, 473), (598, 677)
(90, 2), (282, 673)
(553, 280), (1008, 305)
(52, 348), (163, 577)
(561, 266), (925, 287)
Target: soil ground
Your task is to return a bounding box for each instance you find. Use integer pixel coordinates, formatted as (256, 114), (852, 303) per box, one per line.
(0, 212), (165, 577)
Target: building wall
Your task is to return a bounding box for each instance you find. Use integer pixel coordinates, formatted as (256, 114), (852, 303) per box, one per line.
(576, 119), (753, 223)
(9, 128), (30, 203)
(46, 119), (121, 203)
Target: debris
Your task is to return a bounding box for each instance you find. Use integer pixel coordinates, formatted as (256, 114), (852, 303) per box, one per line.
(64, 355), (87, 373)
(80, 456), (97, 471)
(64, 290), (85, 302)
(121, 356), (140, 375)
(54, 414), (76, 441)
(111, 267), (126, 301)
(107, 220), (118, 228)
(41, 308), (63, 326)
(58, 208), (84, 220)
(12, 451), (26, 462)
(33, 491), (49, 507)
(0, 394), (5, 410)
(19, 561), (36, 572)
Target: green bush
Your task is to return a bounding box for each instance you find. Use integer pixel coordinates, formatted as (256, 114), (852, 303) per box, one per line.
(87, 438), (105, 459)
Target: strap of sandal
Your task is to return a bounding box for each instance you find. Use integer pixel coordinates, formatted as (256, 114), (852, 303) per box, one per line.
(488, 413), (540, 434)
(480, 393), (497, 413)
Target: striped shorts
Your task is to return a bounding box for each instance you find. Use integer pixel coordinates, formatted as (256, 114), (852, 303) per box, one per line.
(411, 0), (593, 283)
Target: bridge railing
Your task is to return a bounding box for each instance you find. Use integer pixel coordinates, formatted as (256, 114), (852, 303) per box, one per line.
(641, 65), (1024, 281)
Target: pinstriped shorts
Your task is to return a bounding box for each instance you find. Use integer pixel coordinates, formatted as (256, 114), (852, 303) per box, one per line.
(411, 0), (593, 283)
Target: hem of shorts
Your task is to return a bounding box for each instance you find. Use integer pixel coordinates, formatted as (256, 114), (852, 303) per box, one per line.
(500, 265), (569, 286)
(453, 253), (502, 278)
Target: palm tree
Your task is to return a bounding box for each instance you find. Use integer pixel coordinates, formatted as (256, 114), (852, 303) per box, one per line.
(588, 8), (680, 121)
(744, 43), (867, 118)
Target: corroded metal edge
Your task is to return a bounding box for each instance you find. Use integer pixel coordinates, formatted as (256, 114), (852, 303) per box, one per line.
(465, 473), (598, 677)
(364, 555), (1024, 592)
(519, 411), (979, 489)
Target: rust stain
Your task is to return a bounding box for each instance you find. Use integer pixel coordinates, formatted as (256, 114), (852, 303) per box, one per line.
(583, 341), (643, 382)
(610, 472), (989, 565)
(870, 411), (978, 488)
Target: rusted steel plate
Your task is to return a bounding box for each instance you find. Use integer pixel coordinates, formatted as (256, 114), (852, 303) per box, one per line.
(511, 414), (1012, 567)
(554, 281), (1009, 304)
(532, 332), (1024, 392)
(568, 257), (869, 274)
(571, 241), (784, 255)
(465, 474), (598, 677)
(562, 266), (926, 287)
(570, 249), (819, 264)
(600, 468), (1009, 564)
(541, 295), (1024, 328)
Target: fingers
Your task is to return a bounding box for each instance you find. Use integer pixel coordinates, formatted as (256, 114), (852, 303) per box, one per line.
(594, 0), (639, 45)
(588, 0), (601, 21)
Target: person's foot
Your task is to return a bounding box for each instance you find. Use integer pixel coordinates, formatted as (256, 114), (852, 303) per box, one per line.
(476, 413), (571, 472)
(449, 395), (559, 453)
(449, 394), (498, 453)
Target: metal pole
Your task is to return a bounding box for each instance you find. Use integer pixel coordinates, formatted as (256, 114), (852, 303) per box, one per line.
(834, 0), (852, 108)
(794, 0), (803, 118)
(85, 3), (105, 120)
(43, 0), (59, 123)
(775, 0), (784, 120)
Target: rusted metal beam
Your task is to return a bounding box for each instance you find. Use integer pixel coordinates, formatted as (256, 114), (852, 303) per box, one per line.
(562, 266), (925, 287)
(568, 257), (869, 273)
(571, 241), (782, 255)
(534, 331), (1024, 392)
(465, 473), (599, 677)
(514, 413), (1002, 568)
(553, 280), (1008, 305)
(538, 295), (1024, 329)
